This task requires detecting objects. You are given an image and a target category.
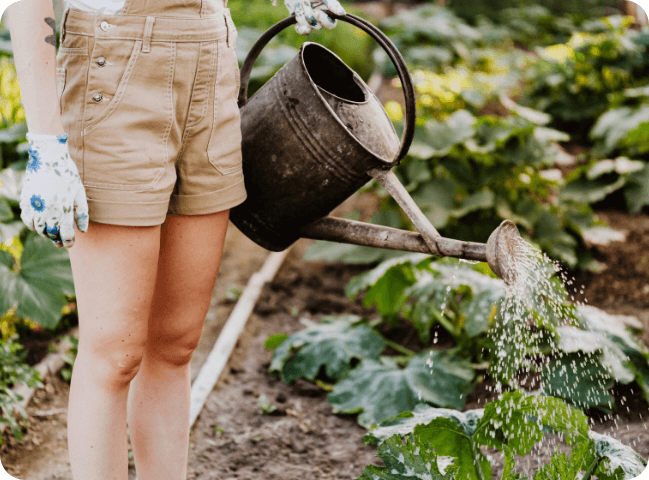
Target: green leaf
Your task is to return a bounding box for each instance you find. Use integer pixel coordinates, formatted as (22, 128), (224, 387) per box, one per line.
(0, 232), (74, 328)
(624, 163), (649, 213)
(452, 189), (495, 218)
(257, 394), (277, 414)
(0, 249), (14, 270)
(555, 326), (635, 384)
(345, 253), (428, 309)
(474, 392), (589, 455)
(414, 417), (492, 480)
(357, 434), (451, 480)
(0, 221), (24, 244)
(0, 199), (13, 222)
(264, 333), (288, 350)
(411, 178), (457, 229)
(328, 350), (474, 428)
(0, 122), (27, 144)
(590, 431), (647, 479)
(269, 315), (386, 384)
(541, 352), (615, 410)
(0, 167), (24, 203)
(533, 437), (595, 480)
(420, 110), (477, 156)
(365, 404), (483, 445)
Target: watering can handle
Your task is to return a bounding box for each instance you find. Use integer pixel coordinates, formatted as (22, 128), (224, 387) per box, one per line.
(237, 13), (416, 167)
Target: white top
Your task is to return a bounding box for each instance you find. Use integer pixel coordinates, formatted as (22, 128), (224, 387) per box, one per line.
(64, 0), (126, 14)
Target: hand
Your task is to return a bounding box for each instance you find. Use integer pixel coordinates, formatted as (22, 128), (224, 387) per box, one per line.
(283, 0), (346, 35)
(19, 133), (89, 248)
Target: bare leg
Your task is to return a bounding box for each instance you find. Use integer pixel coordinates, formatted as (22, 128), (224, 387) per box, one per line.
(127, 210), (230, 480)
(67, 221), (161, 480)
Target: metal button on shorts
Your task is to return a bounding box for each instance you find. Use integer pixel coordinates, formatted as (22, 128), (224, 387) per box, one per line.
(55, 0), (247, 226)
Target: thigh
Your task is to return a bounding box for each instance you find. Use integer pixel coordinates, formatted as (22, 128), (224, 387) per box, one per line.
(147, 210), (230, 346)
(68, 221), (161, 360)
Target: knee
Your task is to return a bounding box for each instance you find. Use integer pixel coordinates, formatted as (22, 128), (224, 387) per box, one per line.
(79, 340), (146, 389)
(148, 330), (201, 367)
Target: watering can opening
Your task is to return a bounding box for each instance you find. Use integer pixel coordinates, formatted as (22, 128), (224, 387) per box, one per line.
(300, 43), (400, 164)
(302, 43), (367, 104)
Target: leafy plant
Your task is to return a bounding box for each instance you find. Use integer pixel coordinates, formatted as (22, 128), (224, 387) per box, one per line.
(0, 231), (75, 329)
(522, 16), (649, 142)
(257, 394), (277, 414)
(274, 255), (649, 412)
(560, 157), (649, 213)
(0, 333), (43, 444)
(305, 108), (599, 270)
(328, 350), (475, 428)
(60, 333), (78, 383)
(269, 314), (386, 384)
(360, 391), (646, 480)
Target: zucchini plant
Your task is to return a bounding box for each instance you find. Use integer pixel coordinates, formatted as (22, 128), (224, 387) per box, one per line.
(359, 391), (646, 480)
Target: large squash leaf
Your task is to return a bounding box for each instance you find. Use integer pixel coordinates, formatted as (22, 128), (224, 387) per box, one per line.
(541, 352), (615, 410)
(414, 418), (492, 480)
(357, 434), (452, 480)
(0, 232), (74, 328)
(328, 350), (474, 428)
(590, 431), (647, 480)
(268, 315), (386, 384)
(365, 403), (483, 445)
(474, 391), (589, 456)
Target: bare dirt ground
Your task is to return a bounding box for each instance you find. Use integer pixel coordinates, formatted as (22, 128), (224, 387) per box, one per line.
(2, 202), (648, 479)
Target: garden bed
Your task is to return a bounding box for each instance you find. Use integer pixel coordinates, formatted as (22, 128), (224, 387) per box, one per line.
(2, 199), (648, 479)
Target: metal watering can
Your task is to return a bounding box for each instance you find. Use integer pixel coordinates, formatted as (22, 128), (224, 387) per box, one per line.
(230, 12), (521, 285)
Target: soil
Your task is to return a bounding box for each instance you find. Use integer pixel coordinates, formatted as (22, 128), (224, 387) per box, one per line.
(2, 202), (649, 479)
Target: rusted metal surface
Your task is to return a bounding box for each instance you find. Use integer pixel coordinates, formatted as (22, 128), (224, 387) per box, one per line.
(301, 216), (488, 262)
(369, 168), (441, 255)
(486, 219), (522, 285)
(231, 42), (399, 251)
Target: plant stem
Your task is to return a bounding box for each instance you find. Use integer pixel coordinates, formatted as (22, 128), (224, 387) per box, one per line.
(581, 457), (602, 480)
(383, 338), (416, 358)
(431, 309), (459, 338)
(470, 439), (486, 480)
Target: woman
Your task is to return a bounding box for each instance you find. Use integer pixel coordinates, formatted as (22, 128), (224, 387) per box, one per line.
(6, 0), (345, 477)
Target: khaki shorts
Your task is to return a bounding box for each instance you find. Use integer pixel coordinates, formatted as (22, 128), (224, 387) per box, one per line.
(55, 7), (247, 226)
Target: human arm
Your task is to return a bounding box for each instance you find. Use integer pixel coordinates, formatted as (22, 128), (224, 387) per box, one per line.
(6, 0), (89, 247)
(7, 0), (64, 135)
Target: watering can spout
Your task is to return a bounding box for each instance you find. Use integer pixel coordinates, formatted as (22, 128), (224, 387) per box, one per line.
(301, 218), (521, 285)
(300, 170), (522, 285)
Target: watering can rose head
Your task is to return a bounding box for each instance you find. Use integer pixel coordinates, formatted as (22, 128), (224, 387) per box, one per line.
(278, 0), (346, 35)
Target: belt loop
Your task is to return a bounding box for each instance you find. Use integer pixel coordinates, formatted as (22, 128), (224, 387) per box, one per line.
(142, 16), (155, 53)
(224, 13), (230, 47)
(59, 8), (70, 45)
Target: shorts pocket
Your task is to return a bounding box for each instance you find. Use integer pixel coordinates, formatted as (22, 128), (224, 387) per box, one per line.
(82, 39), (142, 133)
(81, 41), (175, 190)
(207, 36), (243, 176)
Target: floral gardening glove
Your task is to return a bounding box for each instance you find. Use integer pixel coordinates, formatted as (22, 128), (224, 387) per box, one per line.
(280, 0), (346, 35)
(19, 133), (89, 248)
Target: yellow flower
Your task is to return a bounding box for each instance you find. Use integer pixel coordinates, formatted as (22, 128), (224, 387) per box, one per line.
(542, 44), (574, 63)
(1, 236), (23, 264)
(384, 101), (404, 122)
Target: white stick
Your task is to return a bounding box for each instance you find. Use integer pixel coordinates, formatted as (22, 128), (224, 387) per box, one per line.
(189, 249), (290, 428)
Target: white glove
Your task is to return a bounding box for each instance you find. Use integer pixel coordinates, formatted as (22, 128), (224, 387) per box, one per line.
(282, 0), (346, 35)
(19, 133), (89, 248)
